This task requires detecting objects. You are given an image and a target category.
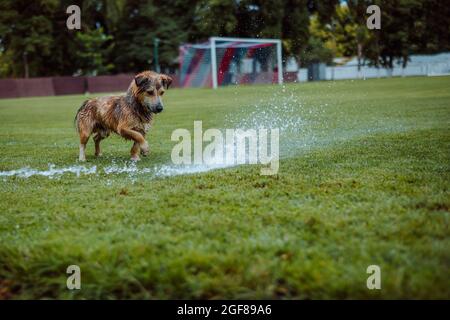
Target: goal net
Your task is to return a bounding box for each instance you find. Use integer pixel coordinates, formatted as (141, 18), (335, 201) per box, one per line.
(179, 37), (282, 89)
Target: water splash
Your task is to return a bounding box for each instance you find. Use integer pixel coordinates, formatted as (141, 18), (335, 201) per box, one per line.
(225, 92), (307, 132)
(225, 87), (323, 158)
(0, 164), (97, 179)
(0, 162), (231, 180)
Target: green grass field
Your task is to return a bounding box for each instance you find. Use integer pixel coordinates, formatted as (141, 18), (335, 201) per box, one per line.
(0, 77), (449, 299)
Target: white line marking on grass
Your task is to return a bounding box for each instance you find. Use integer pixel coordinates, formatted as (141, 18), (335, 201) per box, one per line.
(0, 162), (232, 180)
(0, 164), (97, 179)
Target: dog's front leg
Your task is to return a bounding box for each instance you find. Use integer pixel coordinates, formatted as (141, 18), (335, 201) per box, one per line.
(130, 142), (141, 161)
(117, 126), (149, 160)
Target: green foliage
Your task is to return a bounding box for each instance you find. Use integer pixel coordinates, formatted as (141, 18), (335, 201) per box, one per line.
(328, 4), (366, 57)
(113, 0), (198, 72)
(338, 0), (443, 69)
(0, 0), (58, 77)
(300, 14), (335, 66)
(282, 0), (310, 59)
(301, 35), (334, 65)
(75, 27), (113, 76)
(0, 77), (449, 298)
(414, 0), (450, 53)
(193, 0), (237, 38)
(371, 0), (423, 68)
(0, 0), (449, 76)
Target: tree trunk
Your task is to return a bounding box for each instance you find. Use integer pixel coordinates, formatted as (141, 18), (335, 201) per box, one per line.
(357, 42), (363, 79)
(23, 52), (29, 78)
(387, 56), (393, 77)
(402, 55), (408, 78)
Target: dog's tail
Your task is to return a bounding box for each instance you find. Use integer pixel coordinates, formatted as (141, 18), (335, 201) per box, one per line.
(74, 100), (89, 132)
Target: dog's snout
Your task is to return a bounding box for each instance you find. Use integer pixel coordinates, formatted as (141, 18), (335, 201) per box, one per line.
(156, 104), (163, 113)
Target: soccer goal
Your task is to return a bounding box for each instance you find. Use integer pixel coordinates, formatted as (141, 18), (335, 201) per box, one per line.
(179, 37), (283, 89)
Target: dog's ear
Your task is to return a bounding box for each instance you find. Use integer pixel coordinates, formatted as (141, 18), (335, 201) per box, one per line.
(160, 74), (173, 89)
(135, 75), (149, 88)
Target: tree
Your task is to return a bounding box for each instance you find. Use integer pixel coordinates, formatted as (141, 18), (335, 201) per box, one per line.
(339, 0), (430, 72)
(338, 1), (372, 73)
(0, 0), (57, 77)
(112, 0), (198, 73)
(193, 0), (237, 39)
(75, 27), (113, 75)
(373, 0), (422, 70)
(290, 0), (339, 66)
(301, 14), (334, 66)
(1, 0), (448, 78)
(404, 0), (450, 54)
(282, 0), (310, 64)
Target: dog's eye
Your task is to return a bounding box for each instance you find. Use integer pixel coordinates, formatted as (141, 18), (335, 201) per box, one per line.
(147, 90), (155, 95)
(159, 91), (165, 96)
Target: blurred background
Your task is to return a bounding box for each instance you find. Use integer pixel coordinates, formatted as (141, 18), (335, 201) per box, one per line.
(0, 0), (449, 97)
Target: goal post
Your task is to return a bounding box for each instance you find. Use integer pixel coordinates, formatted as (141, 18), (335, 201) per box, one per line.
(179, 37), (283, 89)
(210, 37), (218, 89)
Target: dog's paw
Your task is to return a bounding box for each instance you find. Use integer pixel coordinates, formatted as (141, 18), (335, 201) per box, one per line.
(140, 141), (150, 157)
(131, 155), (140, 161)
(79, 156), (86, 162)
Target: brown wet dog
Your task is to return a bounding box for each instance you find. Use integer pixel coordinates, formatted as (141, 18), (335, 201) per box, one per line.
(75, 71), (172, 161)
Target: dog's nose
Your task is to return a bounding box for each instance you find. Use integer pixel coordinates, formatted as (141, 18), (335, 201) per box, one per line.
(156, 104), (163, 113)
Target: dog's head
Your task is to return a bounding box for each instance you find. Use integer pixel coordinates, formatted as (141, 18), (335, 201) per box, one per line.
(132, 71), (173, 114)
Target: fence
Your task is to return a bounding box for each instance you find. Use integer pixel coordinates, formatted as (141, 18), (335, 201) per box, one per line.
(296, 61), (450, 82)
(0, 72), (294, 99)
(0, 74), (180, 99)
(2, 61), (448, 99)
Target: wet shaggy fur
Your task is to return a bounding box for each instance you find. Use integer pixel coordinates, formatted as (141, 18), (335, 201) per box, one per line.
(75, 71), (172, 161)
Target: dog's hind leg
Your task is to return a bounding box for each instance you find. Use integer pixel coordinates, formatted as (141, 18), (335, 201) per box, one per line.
(93, 130), (109, 157)
(93, 134), (103, 157)
(77, 121), (94, 162)
(79, 132), (90, 162)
